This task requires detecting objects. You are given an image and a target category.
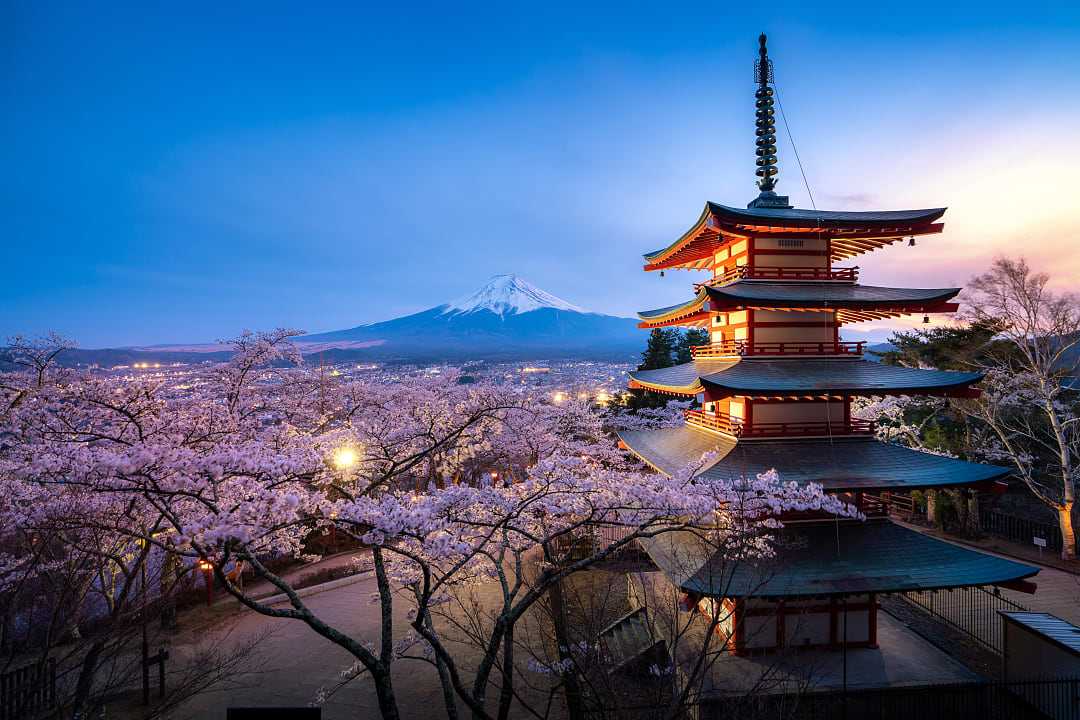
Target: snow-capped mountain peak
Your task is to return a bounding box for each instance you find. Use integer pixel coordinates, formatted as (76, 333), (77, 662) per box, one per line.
(442, 274), (586, 317)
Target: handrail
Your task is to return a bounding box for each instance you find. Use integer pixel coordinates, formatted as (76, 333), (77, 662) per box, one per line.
(690, 340), (865, 358)
(710, 265), (858, 285)
(685, 409), (874, 438)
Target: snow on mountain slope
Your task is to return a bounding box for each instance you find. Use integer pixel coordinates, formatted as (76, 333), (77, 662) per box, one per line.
(442, 274), (585, 316)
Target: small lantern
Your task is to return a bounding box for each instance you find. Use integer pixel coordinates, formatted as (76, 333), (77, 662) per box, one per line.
(908, 236), (916, 247)
(660, 270), (665, 277)
(923, 314), (930, 324)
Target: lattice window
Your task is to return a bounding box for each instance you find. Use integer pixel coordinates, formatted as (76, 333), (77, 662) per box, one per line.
(777, 238), (805, 249)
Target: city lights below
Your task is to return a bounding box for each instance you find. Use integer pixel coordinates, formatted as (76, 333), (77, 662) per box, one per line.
(552, 391), (567, 404)
(521, 367), (551, 374)
(332, 446), (358, 470)
(594, 391), (613, 403)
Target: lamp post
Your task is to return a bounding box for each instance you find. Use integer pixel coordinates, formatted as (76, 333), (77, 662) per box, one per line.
(198, 559), (214, 606)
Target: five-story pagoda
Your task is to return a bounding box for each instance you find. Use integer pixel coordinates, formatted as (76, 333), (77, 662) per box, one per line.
(618, 35), (1039, 655)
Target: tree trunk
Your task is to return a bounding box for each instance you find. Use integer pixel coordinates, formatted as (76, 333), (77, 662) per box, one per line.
(160, 551), (179, 631)
(371, 667), (402, 720)
(926, 490), (937, 525)
(547, 578), (586, 720)
(70, 639), (105, 720)
(1059, 503), (1077, 561)
(965, 492), (981, 537)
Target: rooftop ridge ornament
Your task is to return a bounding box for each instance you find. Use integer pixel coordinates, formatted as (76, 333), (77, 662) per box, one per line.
(748, 33), (793, 209)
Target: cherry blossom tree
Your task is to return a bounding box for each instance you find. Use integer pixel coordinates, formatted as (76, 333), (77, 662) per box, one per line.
(961, 258), (1080, 559)
(1, 330), (854, 719)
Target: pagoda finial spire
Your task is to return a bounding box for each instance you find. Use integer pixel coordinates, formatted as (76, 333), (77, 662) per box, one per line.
(748, 33), (791, 209)
(754, 33), (777, 192)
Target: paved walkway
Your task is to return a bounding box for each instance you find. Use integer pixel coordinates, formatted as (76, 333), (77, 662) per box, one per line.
(898, 521), (1080, 625)
(164, 569), (560, 720)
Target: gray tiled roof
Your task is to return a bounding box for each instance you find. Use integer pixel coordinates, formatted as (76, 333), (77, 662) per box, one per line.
(700, 359), (982, 394)
(639, 520), (1038, 598)
(617, 426), (736, 476)
(629, 359), (736, 391)
(704, 282), (960, 309)
(707, 202), (947, 226)
(617, 426), (1009, 491)
(628, 358), (983, 394)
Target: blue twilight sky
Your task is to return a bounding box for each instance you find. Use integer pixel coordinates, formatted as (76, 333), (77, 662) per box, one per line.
(3, 2), (1080, 347)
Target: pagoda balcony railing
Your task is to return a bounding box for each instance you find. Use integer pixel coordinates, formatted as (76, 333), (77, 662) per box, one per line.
(685, 409), (874, 439)
(710, 265), (858, 286)
(690, 340), (865, 358)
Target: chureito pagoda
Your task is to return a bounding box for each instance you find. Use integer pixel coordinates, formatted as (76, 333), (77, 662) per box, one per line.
(616, 34), (1039, 655)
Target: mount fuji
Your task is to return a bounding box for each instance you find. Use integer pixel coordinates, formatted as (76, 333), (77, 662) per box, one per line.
(295, 275), (642, 361)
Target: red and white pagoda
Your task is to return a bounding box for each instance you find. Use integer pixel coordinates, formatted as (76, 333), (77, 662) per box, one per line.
(618, 35), (1038, 655)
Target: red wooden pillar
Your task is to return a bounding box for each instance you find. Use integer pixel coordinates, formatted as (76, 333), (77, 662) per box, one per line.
(829, 596), (839, 647)
(868, 593), (878, 648)
(776, 600), (786, 649)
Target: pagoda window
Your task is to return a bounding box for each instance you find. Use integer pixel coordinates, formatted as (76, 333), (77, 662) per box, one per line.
(752, 400), (844, 425)
(753, 237), (830, 270)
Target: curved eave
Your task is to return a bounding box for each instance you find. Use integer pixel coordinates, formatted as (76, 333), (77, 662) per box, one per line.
(703, 283), (961, 312)
(643, 204), (720, 272)
(619, 426), (1010, 492)
(643, 203), (949, 271)
(617, 426), (735, 476)
(642, 520), (1038, 599)
(706, 202), (947, 229)
(700, 359), (984, 397)
(628, 359), (736, 396)
(637, 288), (710, 328)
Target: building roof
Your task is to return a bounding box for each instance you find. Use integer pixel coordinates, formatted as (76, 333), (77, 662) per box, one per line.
(704, 202), (946, 228)
(703, 282), (960, 310)
(1000, 612), (1080, 656)
(628, 358), (982, 396)
(642, 202), (947, 270)
(637, 287), (711, 326)
(638, 520), (1038, 598)
(616, 426), (1010, 491)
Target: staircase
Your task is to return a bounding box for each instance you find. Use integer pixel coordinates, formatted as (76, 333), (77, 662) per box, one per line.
(599, 607), (667, 675)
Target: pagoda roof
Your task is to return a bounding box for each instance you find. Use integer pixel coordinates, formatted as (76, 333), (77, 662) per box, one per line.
(637, 283), (962, 326)
(628, 358), (982, 397)
(703, 282), (960, 311)
(704, 202), (946, 228)
(617, 426), (1010, 492)
(643, 202), (946, 271)
(639, 519), (1038, 598)
(637, 288), (711, 327)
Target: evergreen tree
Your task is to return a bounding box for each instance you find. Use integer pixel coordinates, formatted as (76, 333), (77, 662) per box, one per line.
(638, 328), (677, 371)
(675, 327), (710, 364)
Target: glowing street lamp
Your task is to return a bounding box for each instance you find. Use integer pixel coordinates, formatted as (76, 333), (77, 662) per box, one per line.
(332, 446), (358, 471)
(197, 559), (214, 606)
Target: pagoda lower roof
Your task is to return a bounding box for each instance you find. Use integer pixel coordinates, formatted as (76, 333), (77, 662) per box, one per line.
(628, 358), (982, 397)
(703, 282), (960, 311)
(639, 519), (1038, 598)
(643, 202), (947, 271)
(617, 426), (1009, 492)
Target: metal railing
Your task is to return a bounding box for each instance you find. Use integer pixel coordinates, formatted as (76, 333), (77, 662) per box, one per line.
(979, 507), (1077, 555)
(684, 409), (874, 439)
(895, 585), (1027, 655)
(690, 340), (865, 358)
(712, 677), (1080, 720)
(0, 658), (56, 720)
(711, 265), (858, 285)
